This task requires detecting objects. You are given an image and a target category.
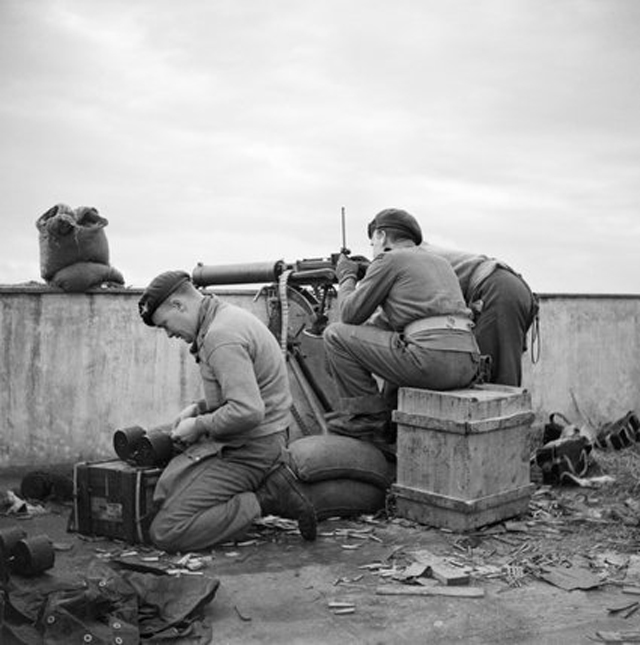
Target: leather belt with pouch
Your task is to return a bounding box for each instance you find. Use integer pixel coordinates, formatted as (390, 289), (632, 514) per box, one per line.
(404, 315), (474, 336)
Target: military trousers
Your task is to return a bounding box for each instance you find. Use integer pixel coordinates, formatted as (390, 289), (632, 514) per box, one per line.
(470, 267), (537, 386)
(323, 322), (480, 415)
(150, 432), (286, 552)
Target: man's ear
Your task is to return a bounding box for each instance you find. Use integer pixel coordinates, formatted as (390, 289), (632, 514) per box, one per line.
(168, 297), (186, 312)
(375, 229), (389, 248)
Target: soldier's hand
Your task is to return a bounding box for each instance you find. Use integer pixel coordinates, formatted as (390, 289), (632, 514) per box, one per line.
(173, 402), (200, 427)
(171, 417), (202, 445)
(350, 255), (371, 280)
(335, 253), (359, 283)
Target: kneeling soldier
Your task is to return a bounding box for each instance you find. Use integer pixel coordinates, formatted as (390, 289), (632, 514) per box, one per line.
(138, 270), (316, 552)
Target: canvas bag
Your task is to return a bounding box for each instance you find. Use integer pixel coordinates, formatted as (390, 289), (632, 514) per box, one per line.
(36, 204), (110, 280)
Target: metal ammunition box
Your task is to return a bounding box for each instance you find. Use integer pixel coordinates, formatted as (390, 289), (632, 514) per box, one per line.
(73, 459), (162, 544)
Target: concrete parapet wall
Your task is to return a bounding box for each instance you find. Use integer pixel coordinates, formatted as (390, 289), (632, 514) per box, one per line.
(0, 287), (639, 470)
(0, 286), (196, 469)
(522, 293), (640, 428)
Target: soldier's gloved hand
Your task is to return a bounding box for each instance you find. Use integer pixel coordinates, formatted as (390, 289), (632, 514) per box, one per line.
(350, 255), (371, 280)
(335, 254), (359, 283)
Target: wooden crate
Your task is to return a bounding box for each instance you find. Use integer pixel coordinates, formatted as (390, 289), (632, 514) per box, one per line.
(391, 384), (534, 531)
(73, 459), (162, 544)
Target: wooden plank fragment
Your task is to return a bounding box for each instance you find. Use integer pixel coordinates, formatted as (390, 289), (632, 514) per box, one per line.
(376, 585), (485, 598)
(539, 565), (603, 591)
(625, 555), (640, 583)
(410, 549), (471, 586)
(402, 562), (430, 579)
(328, 601), (355, 609)
(592, 631), (640, 643)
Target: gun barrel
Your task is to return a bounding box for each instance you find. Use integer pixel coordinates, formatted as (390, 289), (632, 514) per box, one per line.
(192, 261), (284, 286)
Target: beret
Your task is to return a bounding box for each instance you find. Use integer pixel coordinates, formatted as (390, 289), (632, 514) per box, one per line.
(138, 270), (190, 326)
(367, 208), (423, 245)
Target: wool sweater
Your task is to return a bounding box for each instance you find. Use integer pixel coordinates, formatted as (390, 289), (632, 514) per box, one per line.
(339, 245), (472, 330)
(425, 244), (505, 302)
(192, 295), (292, 441)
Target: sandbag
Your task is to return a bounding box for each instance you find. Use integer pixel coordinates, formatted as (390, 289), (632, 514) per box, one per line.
(50, 262), (124, 292)
(298, 479), (386, 520)
(288, 434), (391, 490)
(36, 204), (110, 280)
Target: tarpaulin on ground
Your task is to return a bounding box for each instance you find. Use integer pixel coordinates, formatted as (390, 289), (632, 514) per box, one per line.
(0, 559), (219, 644)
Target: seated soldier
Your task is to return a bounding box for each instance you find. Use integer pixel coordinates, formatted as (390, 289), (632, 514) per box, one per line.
(323, 208), (481, 445)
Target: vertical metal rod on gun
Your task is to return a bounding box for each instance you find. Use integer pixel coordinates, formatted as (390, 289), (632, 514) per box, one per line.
(340, 206), (349, 255)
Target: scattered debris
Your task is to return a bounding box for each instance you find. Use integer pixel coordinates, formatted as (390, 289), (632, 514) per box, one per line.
(607, 600), (640, 619)
(590, 631), (640, 643)
(376, 584), (485, 598)
(327, 600), (356, 615)
(562, 473), (616, 488)
(52, 542), (74, 552)
(0, 490), (48, 517)
(409, 549), (472, 586)
(333, 574), (364, 586)
(234, 605), (252, 622)
(502, 565), (526, 589)
(328, 601), (355, 609)
(399, 562), (429, 580)
(175, 553), (207, 571)
(625, 555), (640, 583)
(537, 563), (604, 591)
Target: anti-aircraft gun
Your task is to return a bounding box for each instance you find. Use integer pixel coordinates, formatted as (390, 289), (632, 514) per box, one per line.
(190, 210), (369, 438)
(191, 252), (368, 336)
(190, 257), (344, 438)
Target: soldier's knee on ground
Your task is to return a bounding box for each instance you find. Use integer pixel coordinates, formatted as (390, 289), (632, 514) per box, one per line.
(149, 511), (184, 553)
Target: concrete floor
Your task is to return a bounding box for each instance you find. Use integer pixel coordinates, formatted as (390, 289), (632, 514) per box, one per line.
(0, 472), (635, 645)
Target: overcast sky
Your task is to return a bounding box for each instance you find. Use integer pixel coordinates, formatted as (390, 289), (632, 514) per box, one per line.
(1, 0), (639, 293)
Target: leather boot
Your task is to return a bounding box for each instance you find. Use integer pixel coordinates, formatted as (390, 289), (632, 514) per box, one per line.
(256, 464), (317, 541)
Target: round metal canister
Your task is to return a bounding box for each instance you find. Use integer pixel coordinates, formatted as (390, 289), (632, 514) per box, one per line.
(13, 535), (55, 576)
(0, 525), (28, 555)
(136, 430), (174, 467)
(0, 526), (28, 581)
(113, 426), (147, 462)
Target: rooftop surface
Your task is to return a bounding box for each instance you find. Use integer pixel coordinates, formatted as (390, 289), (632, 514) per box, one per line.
(1, 465), (638, 645)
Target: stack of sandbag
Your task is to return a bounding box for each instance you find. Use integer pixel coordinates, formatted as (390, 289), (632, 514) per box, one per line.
(36, 203), (125, 292)
(288, 435), (393, 520)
